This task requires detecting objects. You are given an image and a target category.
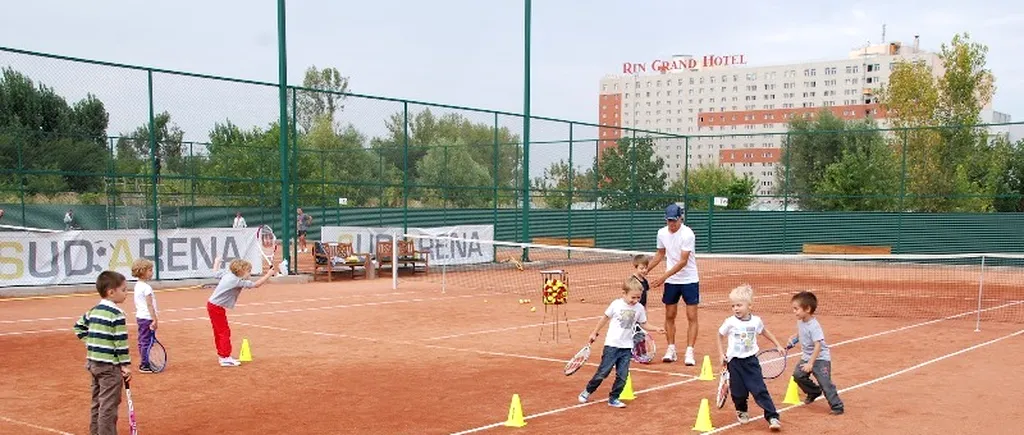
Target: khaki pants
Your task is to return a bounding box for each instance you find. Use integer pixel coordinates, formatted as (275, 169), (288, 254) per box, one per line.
(87, 361), (123, 435)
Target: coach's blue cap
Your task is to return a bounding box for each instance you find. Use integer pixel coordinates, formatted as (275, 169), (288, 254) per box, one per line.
(665, 203), (684, 220)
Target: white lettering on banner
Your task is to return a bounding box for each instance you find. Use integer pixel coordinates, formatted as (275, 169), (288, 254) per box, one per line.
(0, 228), (263, 287)
(320, 225), (494, 266)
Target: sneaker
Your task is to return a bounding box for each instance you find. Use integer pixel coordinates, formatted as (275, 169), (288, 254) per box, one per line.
(684, 347), (696, 366)
(804, 393), (820, 405)
(138, 364), (153, 374)
(219, 357), (241, 367)
(768, 418), (782, 431)
(663, 345), (678, 363)
(736, 411), (750, 424)
(830, 408), (844, 415)
(608, 399), (627, 408)
(577, 391), (590, 403)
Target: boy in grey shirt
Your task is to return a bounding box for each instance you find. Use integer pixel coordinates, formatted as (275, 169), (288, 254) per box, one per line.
(788, 291), (844, 415)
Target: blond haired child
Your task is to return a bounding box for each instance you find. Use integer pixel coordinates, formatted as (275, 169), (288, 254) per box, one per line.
(716, 284), (783, 431)
(578, 277), (664, 408)
(207, 257), (274, 367)
(131, 259), (158, 374)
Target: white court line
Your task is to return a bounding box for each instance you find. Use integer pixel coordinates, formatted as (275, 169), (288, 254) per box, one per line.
(0, 291), (419, 324)
(0, 415), (74, 435)
(233, 321), (693, 378)
(705, 326), (1024, 434)
(0, 292), (500, 337)
(443, 300), (1024, 434)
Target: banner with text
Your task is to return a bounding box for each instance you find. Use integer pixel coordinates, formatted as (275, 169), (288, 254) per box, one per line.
(0, 228), (263, 287)
(320, 225), (494, 266)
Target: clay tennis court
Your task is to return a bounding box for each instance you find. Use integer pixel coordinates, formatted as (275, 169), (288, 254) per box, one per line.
(1, 253), (1022, 434)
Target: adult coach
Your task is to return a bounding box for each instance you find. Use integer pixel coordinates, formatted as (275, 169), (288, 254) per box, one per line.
(648, 203), (700, 366)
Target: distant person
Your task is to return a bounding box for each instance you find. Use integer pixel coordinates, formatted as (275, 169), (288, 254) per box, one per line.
(64, 209), (75, 230)
(296, 208), (312, 253)
(232, 212), (247, 229)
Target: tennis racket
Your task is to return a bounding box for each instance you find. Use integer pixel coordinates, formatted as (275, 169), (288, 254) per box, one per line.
(756, 345), (792, 380)
(257, 225), (278, 268)
(631, 325), (657, 364)
(564, 337), (595, 376)
(146, 332), (167, 373)
(124, 379), (138, 435)
(716, 369), (730, 409)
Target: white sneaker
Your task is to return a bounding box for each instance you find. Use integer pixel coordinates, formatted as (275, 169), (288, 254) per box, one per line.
(577, 391), (590, 403)
(219, 357), (241, 367)
(663, 345), (677, 363)
(684, 347), (696, 366)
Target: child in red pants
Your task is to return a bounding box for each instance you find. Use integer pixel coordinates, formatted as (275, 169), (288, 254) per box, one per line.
(207, 258), (275, 367)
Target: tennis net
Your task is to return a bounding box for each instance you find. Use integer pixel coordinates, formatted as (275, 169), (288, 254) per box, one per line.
(395, 234), (1024, 324)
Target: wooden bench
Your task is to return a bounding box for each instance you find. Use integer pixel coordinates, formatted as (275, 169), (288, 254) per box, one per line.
(801, 244), (892, 255)
(311, 241), (375, 281)
(376, 239), (429, 274)
(532, 237), (596, 248)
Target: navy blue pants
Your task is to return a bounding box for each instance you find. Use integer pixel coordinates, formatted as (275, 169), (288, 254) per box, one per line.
(584, 346), (632, 400)
(728, 355), (780, 420)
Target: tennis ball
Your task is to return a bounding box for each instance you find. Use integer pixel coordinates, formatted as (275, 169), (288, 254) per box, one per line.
(518, 299), (524, 304)
(530, 307), (536, 312)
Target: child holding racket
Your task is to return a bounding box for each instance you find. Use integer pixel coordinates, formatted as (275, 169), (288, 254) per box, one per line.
(131, 259), (159, 374)
(73, 271), (132, 435)
(716, 284), (783, 431)
(207, 257), (275, 367)
(788, 291), (844, 415)
(578, 277), (664, 408)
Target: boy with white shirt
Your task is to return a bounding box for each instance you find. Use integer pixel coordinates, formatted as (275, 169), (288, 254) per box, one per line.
(717, 284), (783, 431)
(578, 277), (664, 408)
(648, 203), (700, 365)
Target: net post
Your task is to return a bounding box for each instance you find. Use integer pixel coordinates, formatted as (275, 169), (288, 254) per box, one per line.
(392, 235), (399, 290)
(441, 262), (447, 294)
(975, 254), (986, 332)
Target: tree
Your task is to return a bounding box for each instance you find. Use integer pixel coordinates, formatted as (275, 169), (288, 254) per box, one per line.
(532, 160), (597, 209)
(778, 111), (899, 211)
(992, 138), (1024, 212)
(813, 132), (901, 211)
(777, 110), (855, 210)
(597, 136), (667, 210)
(371, 108), (521, 202)
(415, 138), (492, 208)
(0, 68), (110, 196)
(669, 164), (755, 210)
(115, 112), (186, 175)
(301, 117), (376, 206)
(879, 33), (999, 211)
(296, 66), (349, 133)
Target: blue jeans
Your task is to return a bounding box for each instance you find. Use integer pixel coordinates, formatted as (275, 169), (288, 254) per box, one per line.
(584, 346), (633, 400)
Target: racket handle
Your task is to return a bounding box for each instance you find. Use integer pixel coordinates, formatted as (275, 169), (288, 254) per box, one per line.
(123, 379), (130, 389)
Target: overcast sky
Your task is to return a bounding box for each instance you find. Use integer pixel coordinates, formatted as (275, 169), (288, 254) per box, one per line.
(1, 0), (1021, 168)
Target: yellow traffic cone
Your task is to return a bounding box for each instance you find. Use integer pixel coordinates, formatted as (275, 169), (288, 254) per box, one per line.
(698, 355), (715, 381)
(238, 338), (253, 362)
(783, 376), (801, 405)
(691, 398), (715, 432)
(504, 394), (527, 427)
(620, 373), (636, 400)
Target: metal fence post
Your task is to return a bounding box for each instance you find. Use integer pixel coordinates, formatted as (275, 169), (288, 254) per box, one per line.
(147, 69), (160, 279)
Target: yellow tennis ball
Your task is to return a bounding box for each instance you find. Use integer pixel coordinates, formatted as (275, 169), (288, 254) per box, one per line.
(530, 307), (536, 312)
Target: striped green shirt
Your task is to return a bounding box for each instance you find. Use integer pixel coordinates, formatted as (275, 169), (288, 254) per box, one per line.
(73, 299), (131, 365)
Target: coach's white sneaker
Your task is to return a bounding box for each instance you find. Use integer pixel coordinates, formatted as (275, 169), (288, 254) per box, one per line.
(662, 345), (677, 363)
(219, 357), (241, 367)
(684, 347), (696, 366)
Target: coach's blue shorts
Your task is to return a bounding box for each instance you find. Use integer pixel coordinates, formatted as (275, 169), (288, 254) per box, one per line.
(663, 282), (700, 306)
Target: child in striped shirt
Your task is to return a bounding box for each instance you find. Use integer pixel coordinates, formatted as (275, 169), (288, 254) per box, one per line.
(74, 271), (132, 435)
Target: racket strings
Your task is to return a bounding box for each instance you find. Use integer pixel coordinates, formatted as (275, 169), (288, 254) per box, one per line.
(757, 350), (787, 378)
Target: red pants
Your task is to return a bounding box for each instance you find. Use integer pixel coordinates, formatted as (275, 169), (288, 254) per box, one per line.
(207, 302), (232, 358)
